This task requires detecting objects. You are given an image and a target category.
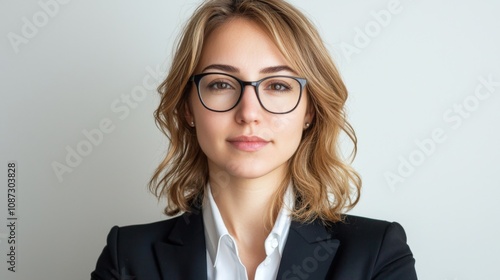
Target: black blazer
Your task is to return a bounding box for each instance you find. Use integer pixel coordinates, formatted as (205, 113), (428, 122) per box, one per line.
(91, 211), (417, 280)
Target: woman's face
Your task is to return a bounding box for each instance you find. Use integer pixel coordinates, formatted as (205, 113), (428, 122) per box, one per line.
(187, 18), (313, 182)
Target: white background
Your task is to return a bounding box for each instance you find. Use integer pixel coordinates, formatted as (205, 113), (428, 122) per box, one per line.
(1, 1), (499, 279)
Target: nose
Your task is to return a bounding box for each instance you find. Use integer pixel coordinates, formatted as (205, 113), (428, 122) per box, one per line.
(234, 84), (263, 124)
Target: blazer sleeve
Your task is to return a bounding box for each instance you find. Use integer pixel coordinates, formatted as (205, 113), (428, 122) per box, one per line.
(90, 226), (120, 280)
(372, 222), (418, 280)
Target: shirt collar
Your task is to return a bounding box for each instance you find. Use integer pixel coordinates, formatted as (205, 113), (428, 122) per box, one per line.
(202, 183), (230, 263)
(202, 182), (294, 266)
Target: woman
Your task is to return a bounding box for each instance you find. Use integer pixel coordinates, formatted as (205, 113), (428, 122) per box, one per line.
(91, 0), (417, 279)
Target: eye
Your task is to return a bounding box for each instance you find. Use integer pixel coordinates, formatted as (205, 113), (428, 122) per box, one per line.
(208, 81), (234, 90)
(264, 81), (292, 92)
(269, 83), (289, 91)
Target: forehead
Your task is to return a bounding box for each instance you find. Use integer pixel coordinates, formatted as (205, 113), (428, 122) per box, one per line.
(196, 18), (293, 75)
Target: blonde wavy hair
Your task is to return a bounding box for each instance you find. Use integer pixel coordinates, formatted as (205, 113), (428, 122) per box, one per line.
(150, 0), (361, 224)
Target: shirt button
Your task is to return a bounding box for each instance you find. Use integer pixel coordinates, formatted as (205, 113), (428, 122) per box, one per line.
(270, 238), (278, 249)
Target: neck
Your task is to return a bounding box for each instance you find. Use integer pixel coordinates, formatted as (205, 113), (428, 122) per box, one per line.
(208, 168), (286, 240)
(207, 165), (289, 278)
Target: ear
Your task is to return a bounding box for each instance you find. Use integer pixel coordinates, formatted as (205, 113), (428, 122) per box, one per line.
(184, 99), (194, 125)
(304, 101), (315, 125)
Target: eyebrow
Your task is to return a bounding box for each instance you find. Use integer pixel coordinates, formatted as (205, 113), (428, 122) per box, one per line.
(201, 64), (297, 75)
(202, 64), (239, 73)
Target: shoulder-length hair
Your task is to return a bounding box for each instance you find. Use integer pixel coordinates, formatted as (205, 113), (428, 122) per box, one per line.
(150, 0), (361, 224)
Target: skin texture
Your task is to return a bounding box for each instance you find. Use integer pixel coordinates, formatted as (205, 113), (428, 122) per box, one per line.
(185, 18), (313, 279)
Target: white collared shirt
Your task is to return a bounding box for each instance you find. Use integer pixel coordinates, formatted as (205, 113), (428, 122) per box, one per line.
(202, 183), (294, 280)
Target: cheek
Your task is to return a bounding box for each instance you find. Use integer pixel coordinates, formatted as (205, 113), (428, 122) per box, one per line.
(264, 108), (307, 141)
(196, 116), (223, 138)
(268, 117), (304, 168)
(193, 111), (230, 152)
(280, 106), (309, 148)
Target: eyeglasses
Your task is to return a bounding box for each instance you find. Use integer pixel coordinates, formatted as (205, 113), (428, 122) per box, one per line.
(190, 72), (307, 114)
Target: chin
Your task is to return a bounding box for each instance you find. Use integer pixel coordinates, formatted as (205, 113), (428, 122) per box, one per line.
(223, 161), (285, 180)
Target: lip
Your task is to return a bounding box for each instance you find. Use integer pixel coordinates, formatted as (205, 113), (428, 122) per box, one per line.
(227, 135), (270, 152)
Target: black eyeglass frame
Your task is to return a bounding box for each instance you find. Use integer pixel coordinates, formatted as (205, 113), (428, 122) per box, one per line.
(189, 72), (307, 114)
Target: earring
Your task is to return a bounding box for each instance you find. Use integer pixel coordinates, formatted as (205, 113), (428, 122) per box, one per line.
(190, 121), (195, 127)
(305, 122), (310, 128)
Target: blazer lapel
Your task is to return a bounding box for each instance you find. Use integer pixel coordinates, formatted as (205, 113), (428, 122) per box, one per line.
(277, 220), (340, 279)
(153, 209), (208, 280)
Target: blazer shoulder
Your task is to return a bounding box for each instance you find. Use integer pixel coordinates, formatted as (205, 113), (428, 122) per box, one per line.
(330, 214), (403, 237)
(91, 215), (190, 280)
(110, 215), (184, 243)
(326, 215), (417, 279)
(328, 214), (411, 258)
